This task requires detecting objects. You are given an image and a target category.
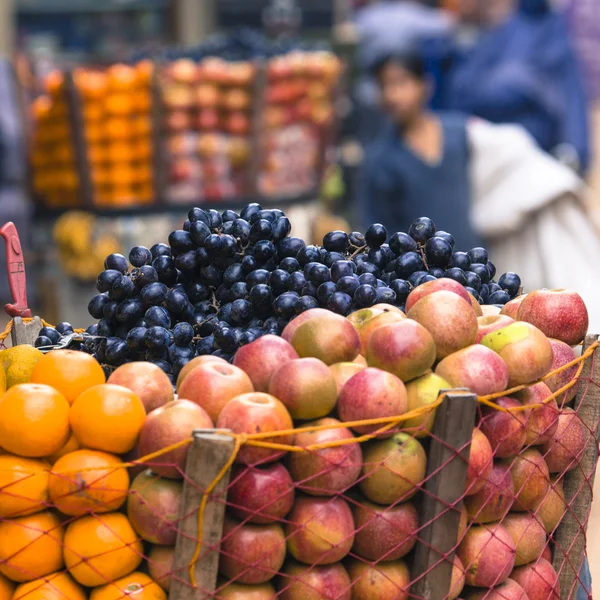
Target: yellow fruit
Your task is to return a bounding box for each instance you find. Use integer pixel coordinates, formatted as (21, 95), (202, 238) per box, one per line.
(0, 346), (43, 388)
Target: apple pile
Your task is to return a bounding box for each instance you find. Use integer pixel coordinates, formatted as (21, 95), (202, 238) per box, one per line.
(120, 279), (583, 599)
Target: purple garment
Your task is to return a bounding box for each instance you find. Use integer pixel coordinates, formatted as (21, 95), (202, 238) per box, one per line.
(564, 0), (600, 101)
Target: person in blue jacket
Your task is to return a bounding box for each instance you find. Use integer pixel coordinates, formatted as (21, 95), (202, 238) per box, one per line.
(360, 50), (482, 251)
(445, 0), (590, 174)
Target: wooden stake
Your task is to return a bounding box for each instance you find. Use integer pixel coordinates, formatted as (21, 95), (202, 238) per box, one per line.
(553, 334), (600, 600)
(170, 430), (235, 600)
(412, 390), (478, 600)
(10, 316), (42, 347)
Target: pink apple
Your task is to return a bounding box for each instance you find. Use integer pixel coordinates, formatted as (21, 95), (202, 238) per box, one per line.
(352, 499), (418, 561)
(329, 362), (366, 395)
(476, 315), (515, 344)
(365, 319), (436, 382)
(108, 362), (173, 412)
(346, 559), (410, 600)
(216, 393), (294, 465)
(285, 496), (355, 565)
(480, 397), (527, 458)
(545, 339), (579, 404)
(348, 308), (406, 356)
(233, 335), (299, 392)
(482, 305), (502, 316)
(277, 562), (351, 600)
(407, 291), (478, 360)
(465, 579), (529, 600)
(228, 463), (295, 524)
(435, 345), (509, 396)
(219, 516), (286, 584)
(337, 368), (407, 435)
(517, 289), (589, 346)
(466, 428), (494, 496)
(500, 295), (527, 319)
(481, 322), (553, 386)
(281, 308), (333, 343)
(513, 382), (558, 446)
(503, 448), (550, 512)
(291, 315), (360, 365)
(503, 513), (547, 566)
(457, 523), (516, 587)
(287, 418), (362, 496)
(406, 277), (472, 312)
(268, 358), (337, 420)
(541, 407), (587, 473)
(464, 463), (514, 523)
(511, 559), (560, 600)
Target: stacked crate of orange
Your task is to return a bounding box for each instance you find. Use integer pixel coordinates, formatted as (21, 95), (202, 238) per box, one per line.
(30, 72), (80, 209)
(77, 62), (154, 208)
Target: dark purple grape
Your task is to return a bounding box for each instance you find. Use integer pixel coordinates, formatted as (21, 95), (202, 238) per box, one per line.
(231, 282), (249, 300)
(105, 253), (128, 273)
(168, 344), (194, 363)
(105, 339), (129, 366)
(97, 269), (121, 293)
(336, 275), (360, 295)
(189, 207), (210, 224)
(168, 230), (194, 255)
(327, 291), (353, 315)
(288, 272), (306, 294)
(86, 324), (98, 335)
(443, 267), (468, 286)
(196, 335), (215, 355)
(145, 326), (170, 351)
(132, 265), (158, 289)
(357, 273), (377, 288)
(356, 261), (380, 277)
(295, 295), (319, 314)
(39, 326), (60, 344)
(240, 203), (262, 221)
(222, 209), (240, 222)
(389, 232), (418, 256)
(498, 272), (521, 297)
(488, 290), (511, 305)
(186, 281), (210, 302)
(487, 261), (497, 281)
(465, 271), (482, 292)
(307, 263), (330, 285)
(230, 299), (253, 325)
(246, 269), (270, 288)
(376, 287), (397, 304)
(88, 294), (110, 319)
(367, 248), (387, 269)
(35, 335), (53, 348)
(56, 322), (73, 335)
(273, 292), (299, 318)
(204, 234), (222, 254)
(111, 276), (135, 301)
(231, 219), (251, 244)
(241, 255), (258, 273)
(428, 267), (445, 278)
(195, 247), (211, 267)
(214, 325), (239, 353)
(97, 318), (115, 337)
(220, 234), (238, 257)
(129, 246), (152, 267)
(223, 264), (245, 286)
(365, 223), (387, 249)
(150, 243), (171, 259)
(270, 270), (291, 294)
(140, 282), (168, 307)
(468, 247), (488, 265)
(316, 281), (337, 305)
(254, 240), (276, 263)
(354, 284), (377, 307)
(165, 289), (188, 314)
(390, 279), (411, 303)
(249, 219), (273, 242)
(153, 256), (178, 286)
(190, 221), (211, 246)
(199, 265), (223, 287)
(207, 209), (223, 229)
(116, 298), (145, 324)
(174, 251), (197, 273)
(323, 230), (349, 253)
(249, 284), (273, 312)
(183, 220), (192, 232)
(449, 252), (471, 270)
(470, 263), (491, 284)
(127, 327), (147, 351)
(408, 270), (428, 287)
(425, 237), (453, 267)
(395, 252), (424, 279)
(408, 217), (436, 245)
(272, 217), (292, 241)
(331, 260), (356, 282)
(145, 306), (171, 329)
(349, 231), (366, 248)
(296, 245), (320, 267)
(280, 257), (300, 273)
(278, 236), (305, 258)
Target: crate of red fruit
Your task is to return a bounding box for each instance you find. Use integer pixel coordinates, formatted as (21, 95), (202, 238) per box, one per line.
(139, 286), (595, 600)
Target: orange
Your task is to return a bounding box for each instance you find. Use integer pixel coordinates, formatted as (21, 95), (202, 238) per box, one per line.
(0, 511), (64, 582)
(44, 71), (64, 96)
(136, 60), (154, 86)
(12, 572), (86, 600)
(78, 71), (108, 102)
(48, 433), (80, 464)
(31, 349), (106, 404)
(70, 384), (146, 454)
(105, 118), (134, 140)
(64, 512), (143, 587)
(0, 384), (70, 458)
(0, 454), (50, 517)
(107, 64), (138, 92)
(105, 94), (135, 116)
(86, 124), (106, 144)
(49, 449), (129, 516)
(0, 573), (14, 600)
(90, 572), (167, 600)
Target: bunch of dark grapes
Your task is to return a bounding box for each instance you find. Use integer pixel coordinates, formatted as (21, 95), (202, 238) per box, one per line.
(34, 207), (522, 382)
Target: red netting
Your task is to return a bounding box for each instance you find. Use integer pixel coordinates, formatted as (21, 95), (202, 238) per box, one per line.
(0, 340), (598, 600)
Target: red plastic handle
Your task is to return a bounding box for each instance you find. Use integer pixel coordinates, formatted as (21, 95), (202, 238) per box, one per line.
(0, 222), (31, 318)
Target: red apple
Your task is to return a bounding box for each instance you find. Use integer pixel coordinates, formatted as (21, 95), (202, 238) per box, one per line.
(285, 496), (355, 565)
(501, 295), (527, 319)
(511, 559), (560, 600)
(217, 581), (276, 600)
(371, 303), (405, 314)
(346, 559), (410, 600)
(481, 322), (554, 387)
(219, 516), (286, 584)
(148, 545), (174, 591)
(352, 499), (418, 561)
(476, 315), (515, 344)
(517, 289), (589, 346)
(291, 315), (360, 365)
(277, 562), (351, 600)
(406, 278), (471, 312)
(329, 362), (366, 395)
(197, 108), (220, 130)
(337, 368), (407, 435)
(466, 428), (494, 496)
(450, 555), (466, 600)
(176, 355), (228, 389)
(138, 399), (213, 479)
(545, 339), (579, 403)
(503, 513), (547, 566)
(457, 523), (516, 587)
(108, 362), (174, 413)
(268, 358), (337, 420)
(360, 433), (427, 504)
(281, 309), (332, 343)
(480, 397), (527, 458)
(542, 545), (553, 563)
(513, 382), (559, 446)
(348, 309), (406, 356)
(228, 463), (295, 524)
(540, 407), (587, 473)
(365, 319), (436, 382)
(534, 476), (566, 533)
(404, 373), (450, 437)
(407, 291), (478, 360)
(435, 345), (509, 396)
(482, 305), (502, 316)
(464, 463), (514, 523)
(465, 579), (528, 600)
(469, 293), (484, 317)
(233, 335), (299, 392)
(216, 393), (294, 465)
(178, 361), (254, 422)
(503, 448), (550, 511)
(169, 58), (198, 84)
(287, 418), (362, 496)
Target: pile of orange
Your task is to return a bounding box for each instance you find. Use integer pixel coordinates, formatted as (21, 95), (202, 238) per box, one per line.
(0, 350), (168, 599)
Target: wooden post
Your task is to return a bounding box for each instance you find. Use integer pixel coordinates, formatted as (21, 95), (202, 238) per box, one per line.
(10, 316), (42, 347)
(170, 430), (235, 600)
(412, 390), (478, 600)
(150, 60), (167, 205)
(248, 59), (266, 198)
(553, 334), (600, 600)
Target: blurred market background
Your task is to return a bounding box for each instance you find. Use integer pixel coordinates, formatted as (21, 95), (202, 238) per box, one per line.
(2, 0), (600, 586)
